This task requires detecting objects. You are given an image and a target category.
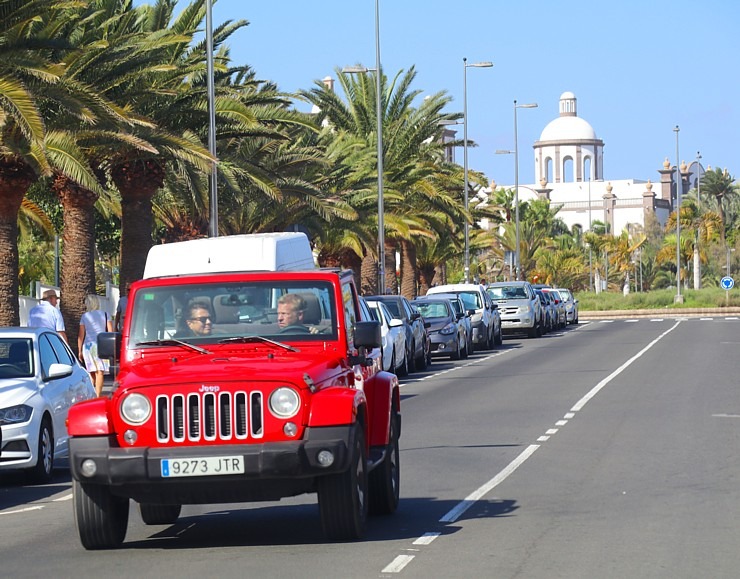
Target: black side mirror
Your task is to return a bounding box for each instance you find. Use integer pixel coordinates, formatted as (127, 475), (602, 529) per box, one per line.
(97, 331), (121, 360)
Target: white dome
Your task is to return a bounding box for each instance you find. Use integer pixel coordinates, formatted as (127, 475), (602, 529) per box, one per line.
(560, 90), (576, 100)
(540, 116), (597, 141)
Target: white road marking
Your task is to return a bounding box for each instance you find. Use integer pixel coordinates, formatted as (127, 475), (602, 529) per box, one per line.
(545, 428), (559, 435)
(0, 506), (44, 516)
(725, 317), (739, 320)
(413, 533), (440, 545)
(439, 444), (540, 524)
(625, 319), (638, 323)
(401, 350), (513, 385)
(712, 414), (740, 418)
(700, 317), (713, 321)
(650, 319), (664, 322)
(555, 420), (568, 426)
(564, 412), (575, 419)
(599, 320), (614, 323)
(537, 435), (550, 442)
(571, 321), (680, 412)
(53, 493), (73, 502)
(382, 555), (416, 574)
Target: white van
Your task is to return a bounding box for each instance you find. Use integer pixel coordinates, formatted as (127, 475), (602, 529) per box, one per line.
(143, 232), (316, 279)
(426, 283), (501, 350)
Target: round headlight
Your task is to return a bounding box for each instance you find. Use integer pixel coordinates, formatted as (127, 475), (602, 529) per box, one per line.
(269, 387), (300, 418)
(120, 393), (152, 425)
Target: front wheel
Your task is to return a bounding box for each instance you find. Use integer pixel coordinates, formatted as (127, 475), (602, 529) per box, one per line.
(369, 411), (400, 515)
(73, 479), (129, 550)
(139, 503), (182, 525)
(28, 418), (54, 484)
(494, 325), (503, 346)
(318, 424), (368, 540)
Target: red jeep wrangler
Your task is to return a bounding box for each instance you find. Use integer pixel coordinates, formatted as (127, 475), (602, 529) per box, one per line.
(68, 267), (400, 549)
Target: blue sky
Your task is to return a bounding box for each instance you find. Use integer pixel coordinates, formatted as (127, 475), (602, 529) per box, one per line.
(140, 0), (740, 187)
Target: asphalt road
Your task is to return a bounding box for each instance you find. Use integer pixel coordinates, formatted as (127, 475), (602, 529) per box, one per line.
(2, 316), (740, 578)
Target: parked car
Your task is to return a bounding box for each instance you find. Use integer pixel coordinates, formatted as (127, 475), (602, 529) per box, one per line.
(542, 288), (567, 329)
(486, 281), (543, 338)
(426, 292), (474, 355)
(554, 287), (579, 324)
(411, 297), (468, 360)
(426, 283), (502, 350)
(0, 327), (96, 482)
(535, 289), (556, 333)
(366, 298), (408, 375)
(366, 294), (430, 372)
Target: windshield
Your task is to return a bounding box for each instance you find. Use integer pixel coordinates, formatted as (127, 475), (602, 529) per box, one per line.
(455, 291), (482, 310)
(487, 285), (527, 299)
(413, 301), (450, 319)
(129, 281), (337, 345)
(0, 338), (33, 378)
(558, 289), (572, 300)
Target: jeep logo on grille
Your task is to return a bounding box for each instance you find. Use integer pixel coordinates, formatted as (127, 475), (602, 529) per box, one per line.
(199, 385), (220, 393)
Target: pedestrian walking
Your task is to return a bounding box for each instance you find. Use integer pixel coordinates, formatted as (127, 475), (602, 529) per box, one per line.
(78, 294), (113, 397)
(28, 289), (67, 343)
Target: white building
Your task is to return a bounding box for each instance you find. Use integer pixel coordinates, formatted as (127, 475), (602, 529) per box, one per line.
(492, 91), (702, 235)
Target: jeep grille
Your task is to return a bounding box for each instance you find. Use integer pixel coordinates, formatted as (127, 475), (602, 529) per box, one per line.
(155, 391), (264, 443)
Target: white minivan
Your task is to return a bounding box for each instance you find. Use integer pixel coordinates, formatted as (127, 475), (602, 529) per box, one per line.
(426, 283), (501, 351)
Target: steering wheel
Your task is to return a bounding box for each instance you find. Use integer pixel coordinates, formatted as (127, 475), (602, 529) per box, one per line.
(279, 325), (311, 334)
(0, 363), (23, 375)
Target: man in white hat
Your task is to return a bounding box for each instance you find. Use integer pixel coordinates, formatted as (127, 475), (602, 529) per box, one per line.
(28, 289), (68, 343)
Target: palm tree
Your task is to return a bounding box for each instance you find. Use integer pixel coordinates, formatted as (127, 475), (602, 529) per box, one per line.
(0, 0), (121, 325)
(300, 66), (464, 296)
(700, 167), (737, 247)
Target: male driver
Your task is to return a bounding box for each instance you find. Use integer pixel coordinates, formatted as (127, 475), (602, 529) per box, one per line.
(277, 293), (307, 329)
(178, 302), (213, 337)
(28, 289), (67, 343)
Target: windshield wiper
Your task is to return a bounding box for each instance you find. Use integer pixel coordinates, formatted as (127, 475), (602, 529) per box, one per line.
(135, 339), (210, 354)
(219, 336), (299, 352)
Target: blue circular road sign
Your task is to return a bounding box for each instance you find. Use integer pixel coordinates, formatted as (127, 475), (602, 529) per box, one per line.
(720, 276), (735, 290)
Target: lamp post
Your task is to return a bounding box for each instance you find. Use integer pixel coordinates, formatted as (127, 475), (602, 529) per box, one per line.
(342, 1), (385, 292)
(588, 176), (592, 291)
(512, 101), (537, 280)
(674, 125), (683, 303)
(206, 0), (218, 237)
(694, 151), (702, 290)
(463, 58), (493, 283)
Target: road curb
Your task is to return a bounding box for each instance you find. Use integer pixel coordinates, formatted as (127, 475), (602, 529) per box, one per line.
(580, 307), (740, 320)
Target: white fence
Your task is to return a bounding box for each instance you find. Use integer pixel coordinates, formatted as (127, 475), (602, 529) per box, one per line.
(19, 281), (120, 327)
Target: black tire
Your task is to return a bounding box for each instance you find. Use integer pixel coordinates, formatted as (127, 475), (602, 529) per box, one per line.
(389, 351), (396, 375)
(527, 325), (538, 339)
(29, 417), (53, 484)
(494, 325), (503, 346)
(397, 349), (409, 377)
(369, 411), (400, 515)
(73, 479), (129, 550)
(407, 343), (417, 373)
(138, 503), (182, 525)
(451, 341), (461, 360)
(318, 424), (368, 540)
(416, 344), (428, 370)
(461, 338), (469, 359)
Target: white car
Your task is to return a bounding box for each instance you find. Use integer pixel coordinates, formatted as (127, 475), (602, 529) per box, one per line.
(366, 299), (408, 376)
(0, 328), (96, 482)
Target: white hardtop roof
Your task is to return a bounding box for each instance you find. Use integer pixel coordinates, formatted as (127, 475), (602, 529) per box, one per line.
(143, 232), (316, 279)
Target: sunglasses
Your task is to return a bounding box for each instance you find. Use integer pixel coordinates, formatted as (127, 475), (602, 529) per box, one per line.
(188, 316), (212, 324)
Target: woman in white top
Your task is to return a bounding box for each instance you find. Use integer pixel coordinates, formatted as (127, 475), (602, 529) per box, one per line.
(78, 294), (113, 397)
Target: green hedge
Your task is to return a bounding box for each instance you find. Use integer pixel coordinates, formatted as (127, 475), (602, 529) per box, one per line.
(575, 287), (740, 311)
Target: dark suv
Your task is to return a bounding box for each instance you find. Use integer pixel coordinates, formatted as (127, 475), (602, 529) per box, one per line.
(366, 295), (430, 372)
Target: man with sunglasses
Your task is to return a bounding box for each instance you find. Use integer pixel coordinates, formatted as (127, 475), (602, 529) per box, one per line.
(177, 301), (213, 338)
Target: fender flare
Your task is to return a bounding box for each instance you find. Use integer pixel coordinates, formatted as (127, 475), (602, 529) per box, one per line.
(308, 387), (366, 428)
(67, 397), (114, 436)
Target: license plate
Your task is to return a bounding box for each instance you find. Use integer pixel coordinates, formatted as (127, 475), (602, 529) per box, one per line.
(160, 456), (245, 478)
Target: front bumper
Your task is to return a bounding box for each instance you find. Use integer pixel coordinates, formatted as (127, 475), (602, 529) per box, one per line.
(69, 425), (353, 504)
(470, 320), (488, 344)
(500, 315), (535, 333)
(0, 422), (38, 471)
(428, 333), (458, 356)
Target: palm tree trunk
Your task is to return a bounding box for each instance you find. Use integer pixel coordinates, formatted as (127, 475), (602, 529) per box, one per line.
(360, 252), (377, 295)
(399, 240), (418, 299)
(0, 158), (36, 325)
(52, 174), (98, 354)
(112, 159), (165, 287)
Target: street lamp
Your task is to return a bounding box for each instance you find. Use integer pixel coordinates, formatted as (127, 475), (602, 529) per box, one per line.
(513, 101), (537, 280)
(206, 0), (218, 237)
(695, 151), (702, 290)
(674, 125), (683, 303)
(463, 58), (493, 283)
(342, 1), (385, 292)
